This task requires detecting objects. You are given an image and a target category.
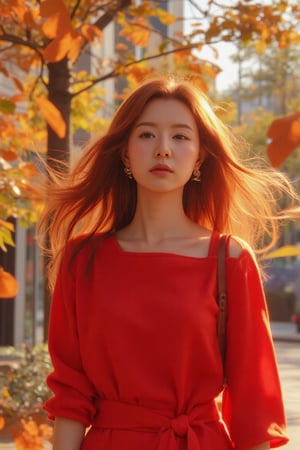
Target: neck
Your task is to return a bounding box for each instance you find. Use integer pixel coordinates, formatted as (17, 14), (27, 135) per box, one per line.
(128, 188), (194, 244)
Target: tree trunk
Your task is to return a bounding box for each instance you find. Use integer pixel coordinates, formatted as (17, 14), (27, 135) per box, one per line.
(47, 58), (72, 165)
(43, 58), (72, 342)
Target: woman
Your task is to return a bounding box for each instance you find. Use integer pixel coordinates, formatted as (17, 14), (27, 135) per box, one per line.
(39, 75), (296, 450)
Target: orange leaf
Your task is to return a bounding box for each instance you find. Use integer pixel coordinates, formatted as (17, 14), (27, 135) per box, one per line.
(43, 30), (82, 63)
(23, 9), (36, 27)
(0, 267), (18, 298)
(81, 24), (102, 43)
(0, 220), (15, 232)
(0, 149), (18, 161)
(68, 33), (84, 62)
(20, 419), (39, 437)
(43, 34), (70, 62)
(116, 42), (128, 51)
(0, 415), (5, 430)
(36, 97), (66, 139)
(20, 162), (39, 178)
(42, 8), (71, 39)
(267, 112), (300, 167)
(12, 77), (24, 92)
(40, 0), (67, 18)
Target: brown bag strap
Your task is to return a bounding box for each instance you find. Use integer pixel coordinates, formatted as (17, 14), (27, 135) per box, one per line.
(217, 234), (230, 375)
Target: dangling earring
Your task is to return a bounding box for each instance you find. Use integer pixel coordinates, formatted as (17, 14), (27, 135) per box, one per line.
(124, 166), (133, 179)
(192, 166), (201, 182)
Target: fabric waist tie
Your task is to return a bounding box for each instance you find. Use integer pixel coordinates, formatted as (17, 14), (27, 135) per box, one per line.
(92, 398), (220, 450)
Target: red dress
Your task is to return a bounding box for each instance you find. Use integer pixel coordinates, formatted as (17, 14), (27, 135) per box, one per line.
(44, 231), (289, 449)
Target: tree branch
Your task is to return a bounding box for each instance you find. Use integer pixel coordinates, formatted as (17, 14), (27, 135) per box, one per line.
(0, 33), (44, 62)
(92, 0), (131, 31)
(71, 43), (219, 98)
(70, 0), (82, 19)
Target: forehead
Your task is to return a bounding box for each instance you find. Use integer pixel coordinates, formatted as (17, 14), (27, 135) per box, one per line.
(138, 98), (197, 127)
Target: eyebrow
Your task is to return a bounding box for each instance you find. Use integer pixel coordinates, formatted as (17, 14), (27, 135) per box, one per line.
(135, 121), (194, 130)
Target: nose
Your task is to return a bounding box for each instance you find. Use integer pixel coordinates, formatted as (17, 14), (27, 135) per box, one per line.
(154, 136), (171, 158)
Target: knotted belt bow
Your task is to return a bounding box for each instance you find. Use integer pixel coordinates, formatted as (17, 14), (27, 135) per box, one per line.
(93, 399), (220, 450)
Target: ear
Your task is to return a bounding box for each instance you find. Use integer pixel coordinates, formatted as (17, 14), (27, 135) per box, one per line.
(196, 152), (206, 167)
(194, 157), (203, 170)
(121, 148), (130, 166)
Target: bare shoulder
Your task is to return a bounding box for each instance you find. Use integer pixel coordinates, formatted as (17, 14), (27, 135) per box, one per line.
(228, 235), (254, 259)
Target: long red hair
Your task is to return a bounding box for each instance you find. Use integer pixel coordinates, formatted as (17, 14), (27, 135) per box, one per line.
(38, 75), (298, 290)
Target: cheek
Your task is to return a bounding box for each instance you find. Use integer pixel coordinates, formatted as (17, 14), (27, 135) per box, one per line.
(178, 144), (200, 165)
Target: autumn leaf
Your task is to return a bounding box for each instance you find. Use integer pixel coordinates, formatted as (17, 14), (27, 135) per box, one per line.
(119, 17), (151, 47)
(43, 29), (82, 63)
(20, 162), (39, 178)
(43, 35), (69, 62)
(68, 33), (84, 62)
(267, 112), (300, 167)
(156, 8), (176, 25)
(12, 418), (53, 450)
(126, 65), (154, 84)
(0, 149), (18, 161)
(0, 415), (5, 430)
(36, 97), (66, 138)
(10, 1), (28, 21)
(0, 100), (16, 114)
(40, 0), (67, 18)
(42, 12), (71, 39)
(12, 77), (24, 92)
(0, 266), (18, 298)
(0, 220), (15, 233)
(81, 24), (102, 44)
(116, 42), (128, 52)
(42, 6), (71, 39)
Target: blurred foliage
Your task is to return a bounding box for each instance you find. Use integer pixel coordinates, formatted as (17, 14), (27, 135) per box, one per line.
(0, 345), (52, 418)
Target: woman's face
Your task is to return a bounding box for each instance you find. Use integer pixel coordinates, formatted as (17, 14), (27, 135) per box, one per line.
(125, 98), (201, 194)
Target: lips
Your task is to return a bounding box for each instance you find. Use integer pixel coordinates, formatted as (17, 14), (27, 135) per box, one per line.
(150, 164), (173, 173)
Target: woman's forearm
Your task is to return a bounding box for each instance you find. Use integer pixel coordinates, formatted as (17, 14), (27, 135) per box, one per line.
(52, 417), (86, 450)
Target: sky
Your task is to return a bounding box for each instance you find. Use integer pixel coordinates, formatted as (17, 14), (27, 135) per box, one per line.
(200, 42), (238, 92)
(184, 0), (239, 92)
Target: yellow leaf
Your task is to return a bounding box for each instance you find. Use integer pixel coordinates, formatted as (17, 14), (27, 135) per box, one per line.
(156, 8), (176, 25)
(36, 97), (66, 139)
(255, 40), (267, 55)
(2, 387), (10, 399)
(119, 17), (151, 47)
(81, 24), (102, 44)
(0, 220), (15, 232)
(263, 245), (300, 259)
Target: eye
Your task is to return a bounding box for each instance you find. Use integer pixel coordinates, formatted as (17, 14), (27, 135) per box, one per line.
(139, 131), (155, 139)
(173, 134), (189, 140)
